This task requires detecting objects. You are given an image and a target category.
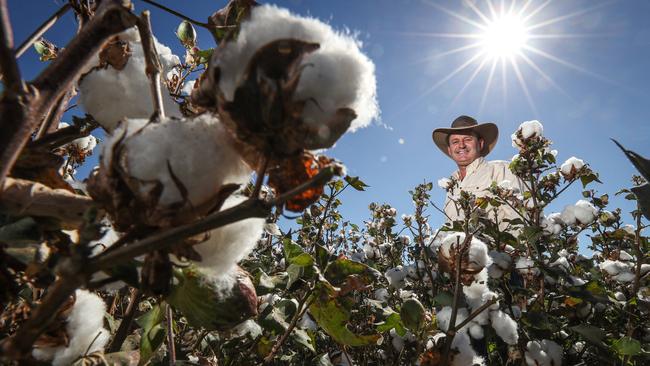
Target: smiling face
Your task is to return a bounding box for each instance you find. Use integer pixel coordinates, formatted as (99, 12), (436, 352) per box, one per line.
(447, 132), (484, 168)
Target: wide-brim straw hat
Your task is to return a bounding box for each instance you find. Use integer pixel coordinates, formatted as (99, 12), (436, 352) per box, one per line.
(432, 115), (498, 158)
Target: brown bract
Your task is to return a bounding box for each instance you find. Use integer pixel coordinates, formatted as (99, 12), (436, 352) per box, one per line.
(98, 35), (132, 70)
(208, 0), (259, 43)
(438, 245), (484, 286)
(268, 152), (332, 212)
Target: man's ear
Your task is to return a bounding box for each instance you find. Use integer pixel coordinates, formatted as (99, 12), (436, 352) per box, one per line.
(479, 138), (485, 150)
(447, 145), (453, 156)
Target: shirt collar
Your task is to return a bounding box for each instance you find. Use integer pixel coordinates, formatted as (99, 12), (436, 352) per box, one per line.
(453, 156), (485, 180)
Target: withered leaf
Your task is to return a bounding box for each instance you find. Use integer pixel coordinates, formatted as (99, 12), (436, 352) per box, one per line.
(99, 36), (132, 70)
(268, 152), (333, 212)
(208, 0), (259, 43)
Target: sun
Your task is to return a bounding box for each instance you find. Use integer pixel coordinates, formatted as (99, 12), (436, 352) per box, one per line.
(401, 0), (611, 115)
(480, 13), (528, 60)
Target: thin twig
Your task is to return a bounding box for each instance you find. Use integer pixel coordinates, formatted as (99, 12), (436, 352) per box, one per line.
(452, 297), (498, 332)
(0, 0), (24, 93)
(108, 288), (141, 353)
(137, 0), (212, 29)
(137, 11), (165, 121)
(35, 88), (76, 139)
(166, 303), (176, 365)
(263, 288), (315, 364)
(251, 156), (269, 199)
(15, 3), (71, 58)
(0, 0), (137, 188)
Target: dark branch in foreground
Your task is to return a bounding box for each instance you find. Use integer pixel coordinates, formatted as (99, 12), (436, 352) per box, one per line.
(0, 164), (341, 360)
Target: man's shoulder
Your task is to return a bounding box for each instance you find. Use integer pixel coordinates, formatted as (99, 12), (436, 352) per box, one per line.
(485, 159), (510, 168)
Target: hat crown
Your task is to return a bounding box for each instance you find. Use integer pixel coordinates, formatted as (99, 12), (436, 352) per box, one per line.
(451, 115), (478, 128)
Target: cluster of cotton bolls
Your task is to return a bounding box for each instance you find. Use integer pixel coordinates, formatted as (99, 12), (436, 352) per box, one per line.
(438, 233), (491, 275)
(541, 213), (564, 236)
(599, 255), (650, 283)
(32, 290), (110, 366)
(511, 120), (544, 150)
(560, 199), (598, 226)
(524, 339), (563, 366)
(79, 28), (182, 132)
(215, 4), (379, 133)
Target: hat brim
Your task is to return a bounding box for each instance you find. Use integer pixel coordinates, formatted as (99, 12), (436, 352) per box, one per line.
(432, 122), (498, 158)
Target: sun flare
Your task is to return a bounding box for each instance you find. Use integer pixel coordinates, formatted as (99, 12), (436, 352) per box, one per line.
(481, 13), (528, 60)
(404, 0), (611, 114)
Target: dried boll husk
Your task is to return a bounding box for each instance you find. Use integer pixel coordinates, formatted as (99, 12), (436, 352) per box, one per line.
(88, 114), (251, 230)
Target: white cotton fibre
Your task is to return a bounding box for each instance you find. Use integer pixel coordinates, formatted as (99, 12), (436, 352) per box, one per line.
(525, 339), (563, 366)
(193, 195), (265, 277)
(32, 290), (110, 366)
(490, 310), (519, 345)
(104, 114), (252, 208)
(215, 4), (379, 131)
(560, 157), (584, 176)
(79, 28), (182, 132)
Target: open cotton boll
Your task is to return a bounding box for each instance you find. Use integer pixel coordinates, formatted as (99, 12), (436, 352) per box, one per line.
(525, 339), (563, 366)
(490, 310), (518, 345)
(58, 122), (98, 155)
(216, 4), (379, 131)
(516, 257), (540, 277)
(79, 28), (181, 132)
(599, 260), (635, 282)
(541, 213), (563, 235)
(573, 200), (598, 224)
(193, 195), (265, 277)
(488, 250), (512, 278)
(560, 157), (584, 178)
(440, 233), (491, 272)
(103, 114), (251, 210)
(438, 177), (452, 189)
(512, 120), (543, 149)
(385, 266), (408, 289)
(32, 290), (110, 366)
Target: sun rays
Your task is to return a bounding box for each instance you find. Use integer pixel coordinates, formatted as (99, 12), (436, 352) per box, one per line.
(412, 0), (612, 115)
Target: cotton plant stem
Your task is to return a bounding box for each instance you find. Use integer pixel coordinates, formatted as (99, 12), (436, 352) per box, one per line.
(452, 297), (498, 332)
(0, 0), (137, 188)
(263, 288), (315, 364)
(137, 11), (165, 121)
(166, 303), (176, 365)
(108, 288), (142, 353)
(15, 3), (71, 58)
(35, 88), (76, 139)
(1, 163), (340, 362)
(440, 228), (476, 366)
(29, 116), (100, 150)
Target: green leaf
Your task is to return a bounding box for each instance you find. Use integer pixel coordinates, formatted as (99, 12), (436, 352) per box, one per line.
(283, 238), (306, 262)
(400, 298), (426, 331)
(135, 304), (166, 366)
(291, 252), (315, 267)
(569, 324), (606, 347)
(167, 266), (257, 331)
(580, 172), (601, 188)
(324, 258), (379, 286)
(286, 264), (305, 289)
(376, 311), (406, 337)
(315, 243), (330, 269)
(309, 282), (381, 346)
(433, 291), (454, 307)
(612, 336), (642, 356)
(344, 176), (369, 191)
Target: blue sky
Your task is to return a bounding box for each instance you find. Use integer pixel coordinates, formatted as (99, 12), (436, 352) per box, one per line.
(9, 0), (650, 233)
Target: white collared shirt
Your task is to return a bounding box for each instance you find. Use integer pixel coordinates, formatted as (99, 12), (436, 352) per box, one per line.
(443, 157), (524, 228)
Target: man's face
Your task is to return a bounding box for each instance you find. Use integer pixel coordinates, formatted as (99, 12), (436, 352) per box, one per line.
(447, 132), (484, 167)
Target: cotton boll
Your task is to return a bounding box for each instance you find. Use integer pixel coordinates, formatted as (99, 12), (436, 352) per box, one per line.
(438, 177), (452, 189)
(385, 266), (408, 289)
(32, 290), (110, 366)
(525, 339), (563, 366)
(512, 120), (543, 149)
(193, 195), (265, 277)
(490, 310), (518, 345)
(573, 200), (597, 225)
(216, 5), (378, 133)
(560, 157), (585, 178)
(599, 260), (635, 282)
(550, 257), (570, 273)
(439, 233), (491, 273)
(436, 306), (469, 333)
(516, 257), (540, 278)
(560, 205), (577, 226)
(232, 319), (263, 338)
(79, 28), (181, 132)
(469, 324), (484, 339)
(374, 288), (389, 302)
(541, 213), (563, 235)
(618, 250), (634, 261)
(93, 114), (252, 228)
(488, 250), (512, 278)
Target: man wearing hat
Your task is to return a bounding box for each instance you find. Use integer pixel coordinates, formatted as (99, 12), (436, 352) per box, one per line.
(433, 115), (523, 227)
